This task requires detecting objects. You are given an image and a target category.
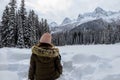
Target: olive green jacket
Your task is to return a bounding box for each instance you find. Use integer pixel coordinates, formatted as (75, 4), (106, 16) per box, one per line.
(28, 43), (62, 80)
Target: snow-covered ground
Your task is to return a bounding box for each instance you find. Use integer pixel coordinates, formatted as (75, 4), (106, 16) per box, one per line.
(0, 44), (120, 80)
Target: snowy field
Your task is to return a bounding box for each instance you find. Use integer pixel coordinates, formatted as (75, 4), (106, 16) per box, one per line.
(0, 44), (120, 80)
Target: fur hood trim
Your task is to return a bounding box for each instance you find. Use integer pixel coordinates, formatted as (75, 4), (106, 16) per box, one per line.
(32, 46), (59, 57)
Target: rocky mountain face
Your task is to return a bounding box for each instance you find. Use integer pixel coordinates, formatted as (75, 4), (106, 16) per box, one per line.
(71, 19), (109, 32)
(51, 7), (120, 46)
(49, 7), (120, 33)
(61, 17), (72, 25)
(49, 22), (58, 27)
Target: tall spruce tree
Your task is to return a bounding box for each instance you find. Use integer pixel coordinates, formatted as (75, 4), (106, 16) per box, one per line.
(41, 18), (50, 34)
(14, 11), (19, 46)
(28, 10), (35, 46)
(20, 0), (28, 47)
(24, 16), (32, 47)
(31, 10), (37, 45)
(1, 6), (10, 47)
(17, 11), (25, 48)
(0, 0), (52, 48)
(44, 19), (50, 33)
(26, 10), (34, 47)
(34, 15), (40, 42)
(8, 0), (17, 47)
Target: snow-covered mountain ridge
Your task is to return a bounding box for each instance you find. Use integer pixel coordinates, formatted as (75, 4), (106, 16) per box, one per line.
(50, 7), (120, 33)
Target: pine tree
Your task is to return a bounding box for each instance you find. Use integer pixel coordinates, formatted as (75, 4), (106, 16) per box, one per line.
(40, 18), (44, 35)
(28, 10), (36, 46)
(20, 0), (28, 48)
(34, 15), (40, 42)
(41, 18), (50, 35)
(31, 10), (36, 45)
(14, 11), (19, 46)
(26, 10), (34, 47)
(115, 25), (120, 43)
(1, 6), (10, 47)
(17, 11), (25, 48)
(0, 0), (52, 47)
(8, 0), (17, 47)
(44, 19), (50, 33)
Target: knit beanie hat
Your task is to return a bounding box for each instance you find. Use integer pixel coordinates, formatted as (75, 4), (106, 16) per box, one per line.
(40, 33), (52, 44)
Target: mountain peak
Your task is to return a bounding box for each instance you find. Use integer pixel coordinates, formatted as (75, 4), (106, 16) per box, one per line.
(49, 22), (58, 27)
(94, 7), (105, 13)
(61, 17), (72, 25)
(77, 14), (84, 21)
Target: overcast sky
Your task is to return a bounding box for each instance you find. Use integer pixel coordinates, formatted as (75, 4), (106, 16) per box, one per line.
(0, 0), (120, 24)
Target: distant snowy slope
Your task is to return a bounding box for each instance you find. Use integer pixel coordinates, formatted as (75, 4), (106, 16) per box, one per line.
(76, 7), (120, 23)
(51, 7), (120, 33)
(0, 44), (120, 80)
(49, 22), (58, 27)
(61, 17), (72, 25)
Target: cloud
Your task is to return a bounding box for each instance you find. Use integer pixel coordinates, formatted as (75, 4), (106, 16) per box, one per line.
(0, 0), (120, 24)
(25, 0), (72, 13)
(25, 0), (73, 23)
(29, 0), (120, 24)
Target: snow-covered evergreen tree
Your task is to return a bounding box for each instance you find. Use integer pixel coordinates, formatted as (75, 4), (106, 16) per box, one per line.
(8, 0), (17, 47)
(34, 15), (41, 42)
(44, 19), (50, 33)
(1, 6), (10, 47)
(24, 16), (31, 47)
(28, 10), (36, 46)
(17, 11), (25, 48)
(20, 0), (28, 48)
(41, 19), (50, 34)
(0, 0), (51, 48)
(27, 10), (43, 46)
(115, 25), (120, 43)
(26, 10), (33, 47)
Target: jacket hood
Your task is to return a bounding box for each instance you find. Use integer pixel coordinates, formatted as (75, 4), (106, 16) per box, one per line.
(32, 45), (59, 58)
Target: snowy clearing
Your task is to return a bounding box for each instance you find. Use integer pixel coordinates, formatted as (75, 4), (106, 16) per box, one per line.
(0, 44), (120, 80)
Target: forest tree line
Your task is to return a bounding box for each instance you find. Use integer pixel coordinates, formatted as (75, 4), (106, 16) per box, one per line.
(52, 23), (120, 46)
(0, 0), (50, 48)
